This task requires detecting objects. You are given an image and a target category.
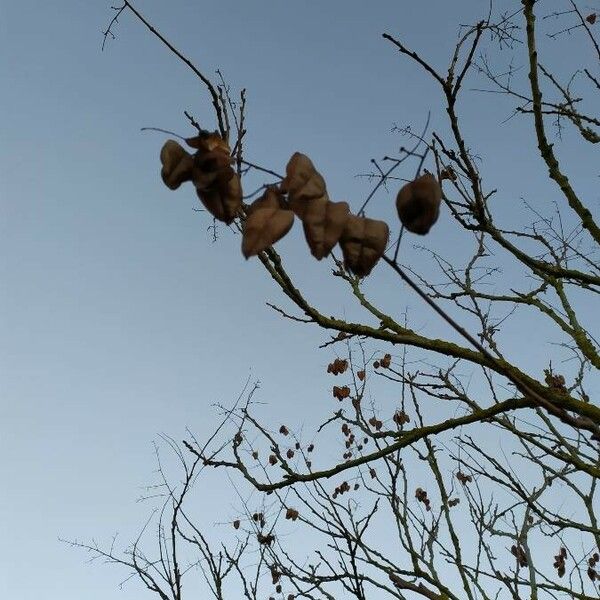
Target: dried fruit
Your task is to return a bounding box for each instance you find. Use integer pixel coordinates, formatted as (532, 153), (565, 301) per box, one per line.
(181, 131), (242, 224)
(327, 358), (348, 375)
(396, 173), (442, 234)
(415, 487), (431, 511)
(439, 166), (457, 181)
(380, 353), (391, 368)
(302, 199), (350, 260)
(282, 152), (327, 204)
(333, 385), (351, 400)
(282, 152), (350, 259)
(242, 187), (294, 258)
(586, 13), (597, 24)
(393, 410), (410, 425)
(510, 544), (528, 568)
(456, 471), (472, 484)
(285, 507), (299, 521)
(160, 140), (195, 190)
(339, 214), (389, 277)
(233, 519), (240, 529)
(196, 172), (242, 224)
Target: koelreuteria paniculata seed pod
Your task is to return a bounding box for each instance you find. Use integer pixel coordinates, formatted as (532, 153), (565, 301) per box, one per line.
(160, 140), (195, 190)
(188, 132), (242, 225)
(242, 187), (294, 258)
(339, 214), (389, 277)
(395, 173), (441, 235)
(282, 152), (350, 259)
(159, 131), (242, 225)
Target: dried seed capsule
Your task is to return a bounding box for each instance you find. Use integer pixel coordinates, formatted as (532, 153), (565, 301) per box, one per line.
(396, 173), (441, 234)
(160, 140), (195, 190)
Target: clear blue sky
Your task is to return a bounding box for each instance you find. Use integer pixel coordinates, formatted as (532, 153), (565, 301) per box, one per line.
(1, 1), (597, 599)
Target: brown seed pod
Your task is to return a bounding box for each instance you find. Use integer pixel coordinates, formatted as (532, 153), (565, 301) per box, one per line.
(396, 173), (442, 234)
(196, 174), (242, 225)
(186, 131), (231, 153)
(285, 507), (299, 521)
(184, 132), (242, 225)
(242, 190), (294, 258)
(160, 140), (195, 190)
(282, 153), (349, 259)
(302, 200), (350, 260)
(339, 214), (389, 277)
(282, 152), (327, 206)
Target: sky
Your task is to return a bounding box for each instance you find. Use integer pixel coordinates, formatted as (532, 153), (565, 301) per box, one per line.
(1, 1), (598, 599)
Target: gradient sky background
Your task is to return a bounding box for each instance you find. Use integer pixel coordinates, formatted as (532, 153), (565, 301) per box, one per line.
(1, 1), (598, 599)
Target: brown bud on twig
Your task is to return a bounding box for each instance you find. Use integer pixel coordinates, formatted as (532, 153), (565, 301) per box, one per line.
(396, 173), (441, 235)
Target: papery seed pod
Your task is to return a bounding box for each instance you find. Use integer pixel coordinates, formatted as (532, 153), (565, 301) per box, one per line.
(339, 215), (389, 277)
(160, 140), (195, 190)
(185, 132), (242, 225)
(396, 173), (442, 235)
(186, 130), (232, 153)
(246, 186), (287, 216)
(285, 507), (299, 521)
(301, 199), (350, 260)
(242, 190), (294, 258)
(282, 152), (327, 205)
(282, 153), (350, 259)
(195, 169), (242, 225)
